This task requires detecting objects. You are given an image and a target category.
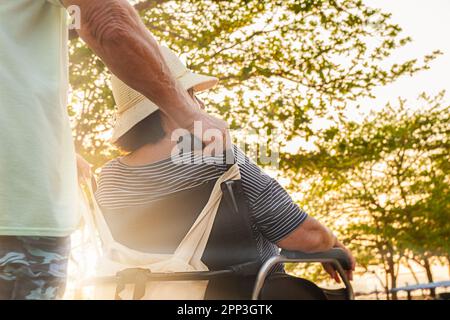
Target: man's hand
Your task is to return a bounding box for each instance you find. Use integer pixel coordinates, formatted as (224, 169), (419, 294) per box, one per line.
(170, 108), (232, 156)
(76, 153), (92, 182)
(322, 241), (356, 283)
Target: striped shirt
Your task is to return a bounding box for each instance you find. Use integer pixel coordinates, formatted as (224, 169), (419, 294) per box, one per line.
(95, 147), (308, 264)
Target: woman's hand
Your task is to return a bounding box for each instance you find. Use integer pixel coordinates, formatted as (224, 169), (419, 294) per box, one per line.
(322, 240), (356, 283)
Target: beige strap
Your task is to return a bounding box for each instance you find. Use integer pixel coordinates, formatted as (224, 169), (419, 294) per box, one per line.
(174, 164), (241, 266)
(80, 164), (240, 269)
(85, 178), (172, 265)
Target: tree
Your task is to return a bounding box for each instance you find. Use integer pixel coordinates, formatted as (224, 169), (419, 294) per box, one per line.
(67, 0), (446, 298)
(283, 93), (449, 299)
(68, 0), (440, 169)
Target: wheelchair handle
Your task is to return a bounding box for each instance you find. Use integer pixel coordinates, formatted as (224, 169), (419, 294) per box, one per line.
(252, 248), (354, 300)
(280, 248), (352, 271)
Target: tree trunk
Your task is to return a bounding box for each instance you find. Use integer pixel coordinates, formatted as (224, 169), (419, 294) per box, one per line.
(405, 260), (420, 284)
(389, 269), (398, 300)
(387, 254), (398, 300)
(377, 243), (391, 300)
(423, 257), (436, 298)
(447, 256), (450, 278)
(384, 271), (390, 300)
(372, 270), (388, 300)
(380, 255), (390, 300)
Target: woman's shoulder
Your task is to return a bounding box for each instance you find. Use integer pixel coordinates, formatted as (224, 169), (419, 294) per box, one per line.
(97, 158), (124, 178)
(100, 157), (122, 169)
(233, 146), (272, 196)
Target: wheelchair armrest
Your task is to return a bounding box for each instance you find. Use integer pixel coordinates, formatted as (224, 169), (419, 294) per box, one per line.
(252, 248), (354, 300)
(280, 248), (352, 270)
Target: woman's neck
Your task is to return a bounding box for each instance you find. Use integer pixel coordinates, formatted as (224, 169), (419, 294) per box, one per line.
(120, 136), (177, 166)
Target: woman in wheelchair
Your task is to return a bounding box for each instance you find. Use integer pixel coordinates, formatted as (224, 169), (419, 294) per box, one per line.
(94, 47), (355, 300)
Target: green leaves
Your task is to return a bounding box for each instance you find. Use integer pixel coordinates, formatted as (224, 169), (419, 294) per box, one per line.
(290, 94), (450, 290)
(68, 1), (447, 288)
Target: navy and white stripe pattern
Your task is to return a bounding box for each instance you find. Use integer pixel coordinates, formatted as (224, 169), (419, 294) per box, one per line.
(95, 147), (308, 264)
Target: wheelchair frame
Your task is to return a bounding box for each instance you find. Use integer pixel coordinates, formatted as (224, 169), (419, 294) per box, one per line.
(252, 248), (354, 300)
(84, 165), (354, 300)
(83, 248), (354, 300)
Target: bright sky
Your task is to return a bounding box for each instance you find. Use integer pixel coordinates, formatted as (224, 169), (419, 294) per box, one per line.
(360, 0), (450, 108)
(317, 1), (450, 291)
(289, 0), (450, 153)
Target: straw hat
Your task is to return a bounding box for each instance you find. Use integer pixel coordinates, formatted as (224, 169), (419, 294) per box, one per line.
(110, 46), (218, 142)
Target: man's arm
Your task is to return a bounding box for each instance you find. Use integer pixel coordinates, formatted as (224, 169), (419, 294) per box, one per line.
(61, 0), (228, 144)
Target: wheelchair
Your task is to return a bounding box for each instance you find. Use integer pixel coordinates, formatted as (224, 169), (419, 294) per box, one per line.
(86, 172), (354, 300)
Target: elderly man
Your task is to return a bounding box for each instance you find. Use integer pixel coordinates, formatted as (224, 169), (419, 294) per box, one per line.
(0, 0), (227, 299)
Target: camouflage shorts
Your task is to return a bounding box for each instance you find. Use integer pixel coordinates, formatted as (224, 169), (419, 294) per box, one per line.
(0, 236), (70, 300)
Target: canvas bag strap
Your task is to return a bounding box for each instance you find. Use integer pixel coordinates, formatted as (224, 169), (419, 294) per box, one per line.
(80, 176), (126, 254)
(173, 163), (241, 266)
(77, 184), (102, 257)
(80, 178), (172, 265)
(79, 162), (240, 267)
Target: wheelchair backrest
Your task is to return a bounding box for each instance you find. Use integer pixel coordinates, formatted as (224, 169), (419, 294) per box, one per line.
(99, 178), (261, 271)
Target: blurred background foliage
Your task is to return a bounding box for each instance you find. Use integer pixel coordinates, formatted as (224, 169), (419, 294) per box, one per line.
(68, 0), (449, 299)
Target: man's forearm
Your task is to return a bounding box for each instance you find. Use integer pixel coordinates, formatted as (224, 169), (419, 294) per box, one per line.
(62, 0), (196, 126)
